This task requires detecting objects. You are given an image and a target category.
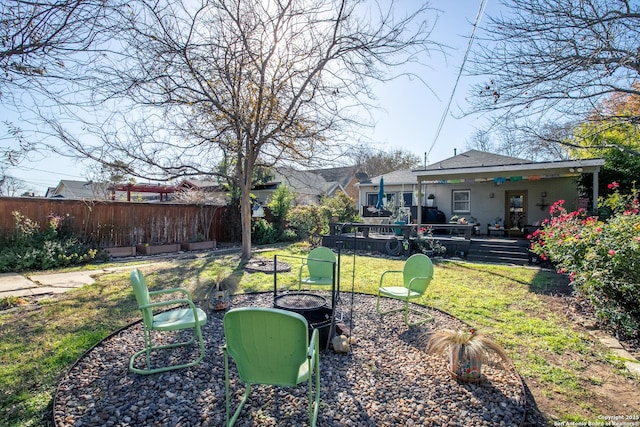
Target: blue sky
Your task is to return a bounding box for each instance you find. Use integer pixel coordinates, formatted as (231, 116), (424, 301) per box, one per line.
(5, 0), (495, 195)
(363, 0), (495, 166)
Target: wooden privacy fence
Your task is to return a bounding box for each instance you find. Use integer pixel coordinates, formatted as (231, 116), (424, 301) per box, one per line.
(0, 197), (228, 247)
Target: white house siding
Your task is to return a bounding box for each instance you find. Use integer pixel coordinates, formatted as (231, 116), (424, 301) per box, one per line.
(357, 151), (604, 235)
(423, 177), (579, 230)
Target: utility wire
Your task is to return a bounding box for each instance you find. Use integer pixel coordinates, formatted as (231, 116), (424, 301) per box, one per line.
(426, 0), (488, 159)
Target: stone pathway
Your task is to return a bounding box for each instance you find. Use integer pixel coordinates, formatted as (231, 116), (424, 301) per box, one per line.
(0, 271), (98, 298)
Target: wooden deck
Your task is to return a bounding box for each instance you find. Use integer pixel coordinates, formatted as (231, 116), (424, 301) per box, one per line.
(322, 222), (474, 257)
(322, 222), (531, 261)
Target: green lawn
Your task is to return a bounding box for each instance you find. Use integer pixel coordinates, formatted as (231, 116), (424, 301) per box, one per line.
(0, 245), (628, 426)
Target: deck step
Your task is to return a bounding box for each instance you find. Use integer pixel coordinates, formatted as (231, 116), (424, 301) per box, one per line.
(467, 238), (531, 265)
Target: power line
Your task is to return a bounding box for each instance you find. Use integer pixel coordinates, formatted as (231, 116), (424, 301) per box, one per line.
(426, 0), (488, 159)
(12, 165), (84, 179)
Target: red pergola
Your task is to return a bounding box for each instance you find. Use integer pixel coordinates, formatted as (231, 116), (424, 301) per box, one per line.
(112, 183), (177, 202)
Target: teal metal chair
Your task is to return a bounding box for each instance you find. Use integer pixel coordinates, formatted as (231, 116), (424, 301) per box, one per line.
(129, 269), (208, 375)
(297, 246), (336, 289)
(376, 253), (434, 326)
(223, 307), (320, 427)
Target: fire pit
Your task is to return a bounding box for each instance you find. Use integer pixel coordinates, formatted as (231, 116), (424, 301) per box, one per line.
(274, 292), (326, 312)
(274, 293), (333, 347)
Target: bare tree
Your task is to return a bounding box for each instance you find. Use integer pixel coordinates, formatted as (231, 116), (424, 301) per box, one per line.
(466, 121), (572, 161)
(1, 0), (126, 184)
(468, 0), (640, 152)
(0, 0), (116, 93)
(52, 0), (439, 259)
(349, 146), (421, 177)
(0, 170), (25, 196)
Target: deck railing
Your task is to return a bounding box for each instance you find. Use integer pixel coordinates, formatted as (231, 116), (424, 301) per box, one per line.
(329, 222), (474, 240)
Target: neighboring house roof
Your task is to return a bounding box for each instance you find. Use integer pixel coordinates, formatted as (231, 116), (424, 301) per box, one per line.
(272, 167), (345, 199)
(44, 187), (57, 198)
(176, 179), (221, 191)
(308, 165), (360, 189)
(47, 180), (179, 201)
(47, 180), (112, 199)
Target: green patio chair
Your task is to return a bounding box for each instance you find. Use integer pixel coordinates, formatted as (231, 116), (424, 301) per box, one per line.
(297, 246), (336, 290)
(223, 307), (320, 427)
(376, 253), (434, 326)
(129, 269), (207, 375)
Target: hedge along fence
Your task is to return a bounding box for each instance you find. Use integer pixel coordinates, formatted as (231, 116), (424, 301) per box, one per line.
(0, 197), (228, 248)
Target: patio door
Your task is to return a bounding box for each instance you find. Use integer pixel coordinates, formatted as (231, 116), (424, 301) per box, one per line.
(505, 191), (527, 237)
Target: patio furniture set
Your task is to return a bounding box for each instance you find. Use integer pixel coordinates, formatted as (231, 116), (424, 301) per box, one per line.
(127, 249), (434, 426)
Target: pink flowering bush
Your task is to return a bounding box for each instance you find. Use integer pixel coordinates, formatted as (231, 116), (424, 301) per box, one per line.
(530, 187), (640, 339)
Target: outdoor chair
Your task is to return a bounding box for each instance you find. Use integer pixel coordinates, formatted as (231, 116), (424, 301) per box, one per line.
(297, 247), (336, 290)
(376, 253), (434, 326)
(129, 269), (207, 375)
(223, 307), (320, 427)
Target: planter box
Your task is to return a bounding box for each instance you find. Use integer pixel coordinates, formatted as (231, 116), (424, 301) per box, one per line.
(180, 240), (216, 251)
(105, 246), (136, 257)
(136, 243), (181, 255)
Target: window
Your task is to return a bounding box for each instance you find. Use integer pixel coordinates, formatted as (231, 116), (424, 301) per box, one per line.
(385, 193), (396, 206)
(367, 191), (413, 207)
(452, 190), (470, 213)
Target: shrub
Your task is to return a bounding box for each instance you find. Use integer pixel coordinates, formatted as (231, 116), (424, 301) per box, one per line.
(530, 186), (640, 339)
(251, 218), (277, 245)
(413, 226), (447, 257)
(287, 205), (330, 246)
(0, 211), (97, 273)
(267, 184), (296, 240)
(321, 191), (360, 223)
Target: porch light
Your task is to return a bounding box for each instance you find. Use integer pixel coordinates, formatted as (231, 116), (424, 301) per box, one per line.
(569, 167), (583, 173)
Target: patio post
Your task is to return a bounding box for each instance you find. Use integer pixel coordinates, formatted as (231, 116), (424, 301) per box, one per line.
(592, 170), (599, 211)
(417, 178), (423, 225)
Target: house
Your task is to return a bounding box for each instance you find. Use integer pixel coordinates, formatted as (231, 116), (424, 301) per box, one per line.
(308, 165), (362, 202)
(46, 180), (177, 202)
(174, 179), (227, 204)
(46, 180), (114, 200)
(253, 166), (362, 206)
(357, 150), (605, 236)
(176, 178), (220, 192)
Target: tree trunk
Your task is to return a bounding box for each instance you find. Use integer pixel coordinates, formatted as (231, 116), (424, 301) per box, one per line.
(240, 150), (254, 261)
(241, 187), (252, 260)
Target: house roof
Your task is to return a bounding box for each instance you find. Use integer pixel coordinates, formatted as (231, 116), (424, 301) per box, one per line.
(359, 169), (417, 187)
(48, 180), (111, 199)
(308, 165), (359, 189)
(357, 150), (605, 187)
(414, 150), (605, 181)
(272, 167), (345, 198)
(423, 150), (530, 170)
(176, 178), (221, 190)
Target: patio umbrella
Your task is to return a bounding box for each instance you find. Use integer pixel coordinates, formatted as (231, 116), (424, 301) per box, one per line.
(376, 177), (385, 212)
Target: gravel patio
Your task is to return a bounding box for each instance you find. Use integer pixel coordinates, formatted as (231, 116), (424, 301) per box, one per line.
(54, 292), (527, 426)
